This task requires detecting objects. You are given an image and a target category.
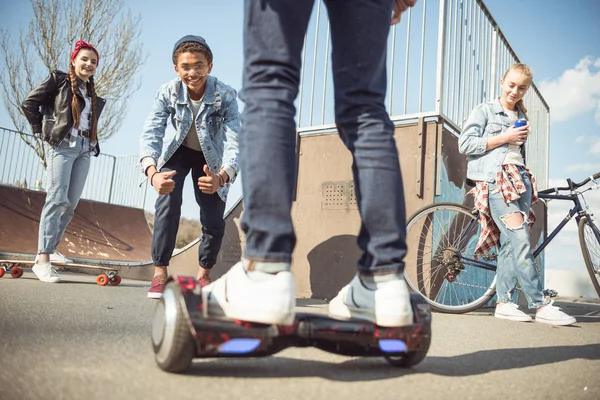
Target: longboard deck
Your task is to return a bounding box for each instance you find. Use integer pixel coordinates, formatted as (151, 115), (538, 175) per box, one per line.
(0, 259), (123, 286)
(0, 259), (118, 271)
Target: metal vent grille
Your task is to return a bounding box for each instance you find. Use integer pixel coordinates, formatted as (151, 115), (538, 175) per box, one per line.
(321, 181), (357, 210)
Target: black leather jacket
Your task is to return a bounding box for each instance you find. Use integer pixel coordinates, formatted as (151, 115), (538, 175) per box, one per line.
(22, 70), (106, 156)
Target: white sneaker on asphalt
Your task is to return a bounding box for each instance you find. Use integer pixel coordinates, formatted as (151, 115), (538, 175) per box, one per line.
(494, 302), (533, 322)
(32, 262), (61, 283)
(535, 301), (576, 326)
(202, 261), (296, 325)
(328, 274), (414, 327)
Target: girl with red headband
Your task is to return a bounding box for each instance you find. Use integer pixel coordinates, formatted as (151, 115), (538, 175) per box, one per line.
(22, 40), (106, 283)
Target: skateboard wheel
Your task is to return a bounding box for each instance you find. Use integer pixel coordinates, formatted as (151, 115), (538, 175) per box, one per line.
(96, 274), (109, 286)
(0, 268), (5, 278)
(110, 275), (122, 286)
(10, 267), (23, 278)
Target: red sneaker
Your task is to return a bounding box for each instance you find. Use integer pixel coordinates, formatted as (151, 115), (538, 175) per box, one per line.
(198, 276), (212, 288)
(147, 275), (166, 299)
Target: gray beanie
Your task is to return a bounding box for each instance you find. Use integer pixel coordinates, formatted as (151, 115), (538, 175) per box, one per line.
(172, 35), (213, 63)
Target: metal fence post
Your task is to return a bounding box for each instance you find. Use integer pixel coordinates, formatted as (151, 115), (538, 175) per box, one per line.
(435, 0), (447, 116)
(107, 155), (117, 205)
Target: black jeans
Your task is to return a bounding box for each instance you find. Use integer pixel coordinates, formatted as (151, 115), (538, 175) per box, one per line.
(152, 145), (226, 268)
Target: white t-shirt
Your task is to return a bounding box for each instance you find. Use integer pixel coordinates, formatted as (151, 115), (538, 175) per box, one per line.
(503, 108), (525, 166)
(69, 83), (92, 143)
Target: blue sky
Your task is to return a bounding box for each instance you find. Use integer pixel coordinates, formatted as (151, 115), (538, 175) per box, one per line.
(1, 0), (599, 296)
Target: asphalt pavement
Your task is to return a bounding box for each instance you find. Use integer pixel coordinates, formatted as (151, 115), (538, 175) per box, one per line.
(1, 271), (599, 400)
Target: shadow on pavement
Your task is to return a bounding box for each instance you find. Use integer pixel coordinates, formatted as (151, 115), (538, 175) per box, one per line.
(183, 343), (600, 381)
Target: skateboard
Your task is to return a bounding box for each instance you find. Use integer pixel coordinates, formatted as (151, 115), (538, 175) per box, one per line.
(0, 259), (122, 286)
(152, 276), (432, 373)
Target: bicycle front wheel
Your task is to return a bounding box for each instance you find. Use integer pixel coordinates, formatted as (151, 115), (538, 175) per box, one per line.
(578, 216), (600, 297)
(404, 202), (497, 313)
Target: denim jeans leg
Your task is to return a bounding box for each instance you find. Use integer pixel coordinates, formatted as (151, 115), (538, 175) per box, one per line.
(38, 141), (78, 253)
(495, 229), (518, 303)
(239, 0), (316, 262)
(488, 178), (543, 308)
(513, 170), (544, 306)
(325, 0), (405, 276)
(56, 137), (91, 241)
(191, 149), (226, 269)
(151, 147), (190, 266)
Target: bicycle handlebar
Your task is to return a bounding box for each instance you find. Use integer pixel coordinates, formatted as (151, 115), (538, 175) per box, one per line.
(538, 172), (600, 194)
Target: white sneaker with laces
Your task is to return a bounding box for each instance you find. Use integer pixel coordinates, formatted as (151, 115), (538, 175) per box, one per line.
(50, 252), (73, 264)
(35, 253), (73, 264)
(494, 302), (532, 322)
(535, 301), (576, 326)
(202, 261), (295, 325)
(328, 274), (414, 327)
(32, 262), (61, 283)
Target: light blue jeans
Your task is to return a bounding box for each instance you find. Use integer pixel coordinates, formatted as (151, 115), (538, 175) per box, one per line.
(38, 136), (91, 253)
(488, 167), (544, 308)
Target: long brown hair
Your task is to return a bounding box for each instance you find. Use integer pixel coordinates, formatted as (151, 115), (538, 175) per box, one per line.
(68, 63), (98, 142)
(502, 63), (533, 119)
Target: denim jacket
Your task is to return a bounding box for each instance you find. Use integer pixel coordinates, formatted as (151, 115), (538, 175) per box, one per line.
(139, 75), (240, 201)
(458, 98), (526, 183)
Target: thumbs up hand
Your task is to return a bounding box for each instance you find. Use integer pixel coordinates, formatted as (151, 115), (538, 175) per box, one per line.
(151, 169), (177, 195)
(198, 164), (221, 194)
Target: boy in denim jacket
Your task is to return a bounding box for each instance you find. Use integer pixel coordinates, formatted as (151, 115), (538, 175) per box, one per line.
(139, 35), (240, 299)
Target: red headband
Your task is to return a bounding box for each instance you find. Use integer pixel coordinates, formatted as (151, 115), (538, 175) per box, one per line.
(71, 40), (100, 64)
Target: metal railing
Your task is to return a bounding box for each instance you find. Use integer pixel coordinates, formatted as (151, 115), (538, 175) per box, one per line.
(295, 0), (550, 188)
(0, 127), (145, 208)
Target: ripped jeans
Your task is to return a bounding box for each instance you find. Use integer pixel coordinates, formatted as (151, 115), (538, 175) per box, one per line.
(488, 167), (544, 308)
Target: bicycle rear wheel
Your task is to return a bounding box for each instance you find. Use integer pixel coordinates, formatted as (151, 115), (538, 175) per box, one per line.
(578, 216), (600, 297)
(404, 202), (497, 313)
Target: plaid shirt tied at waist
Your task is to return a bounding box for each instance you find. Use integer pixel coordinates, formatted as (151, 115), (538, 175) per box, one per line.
(468, 164), (539, 258)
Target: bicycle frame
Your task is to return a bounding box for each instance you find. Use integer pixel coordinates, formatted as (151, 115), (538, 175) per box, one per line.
(455, 190), (591, 272)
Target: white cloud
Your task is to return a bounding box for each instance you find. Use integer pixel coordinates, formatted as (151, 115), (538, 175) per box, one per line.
(565, 162), (600, 173)
(538, 56), (600, 123)
(592, 139), (600, 156)
(575, 135), (600, 145)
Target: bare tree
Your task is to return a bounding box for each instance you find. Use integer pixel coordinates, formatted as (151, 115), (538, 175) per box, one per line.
(0, 0), (145, 167)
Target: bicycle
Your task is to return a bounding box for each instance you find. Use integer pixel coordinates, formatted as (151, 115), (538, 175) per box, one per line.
(403, 172), (600, 314)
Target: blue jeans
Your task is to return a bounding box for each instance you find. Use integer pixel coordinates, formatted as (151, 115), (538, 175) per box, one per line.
(38, 136), (91, 253)
(152, 145), (226, 268)
(240, 0), (407, 275)
(488, 167), (544, 308)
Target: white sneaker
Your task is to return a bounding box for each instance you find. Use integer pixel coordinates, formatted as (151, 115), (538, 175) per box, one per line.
(536, 301), (576, 326)
(494, 302), (532, 322)
(32, 262), (61, 283)
(50, 252), (73, 264)
(35, 253), (72, 264)
(202, 261), (295, 325)
(328, 274), (414, 327)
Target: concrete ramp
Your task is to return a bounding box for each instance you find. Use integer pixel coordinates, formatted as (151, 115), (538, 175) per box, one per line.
(0, 184), (152, 262)
(0, 184), (245, 281)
